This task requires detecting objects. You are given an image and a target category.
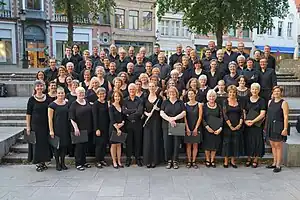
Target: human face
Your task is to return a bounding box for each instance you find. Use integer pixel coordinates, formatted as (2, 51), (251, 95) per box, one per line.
(140, 48), (146, 57)
(59, 68), (66, 76)
(146, 64), (152, 72)
(205, 50), (212, 58)
(170, 73), (178, 80)
(251, 86), (259, 97)
(93, 47), (98, 55)
(49, 59), (56, 68)
(238, 78), (246, 87)
(175, 65), (182, 73)
(128, 47), (134, 56)
(226, 42), (232, 51)
(100, 51), (106, 59)
(66, 64), (74, 72)
(199, 78), (206, 87)
(109, 63), (116, 72)
(208, 41), (215, 50)
(71, 83), (79, 91)
(154, 46), (160, 54)
(119, 51), (126, 59)
(182, 57), (189, 66)
(65, 48), (71, 56)
(135, 81), (142, 90)
(237, 43), (244, 52)
(120, 73), (127, 83)
(229, 65), (236, 74)
(57, 89), (65, 100)
(86, 60), (92, 69)
(97, 91), (106, 101)
(194, 63), (201, 69)
(264, 46), (271, 55)
(188, 90), (196, 101)
(210, 61), (217, 70)
(66, 77), (72, 85)
(129, 86), (136, 97)
(50, 83), (57, 92)
(254, 51), (261, 60)
(141, 76), (148, 83)
(136, 54), (143, 64)
(96, 69), (104, 77)
(113, 93), (121, 103)
(168, 89), (177, 99)
(190, 51), (196, 59)
(168, 81), (175, 87)
(260, 59), (267, 69)
(127, 64), (134, 73)
(246, 60), (253, 69)
(228, 89), (236, 98)
(35, 84), (44, 94)
(208, 93), (216, 103)
(186, 47), (192, 55)
(110, 46), (117, 54)
(72, 45), (79, 53)
(158, 55), (165, 63)
(217, 51), (224, 60)
(149, 82), (156, 93)
(190, 80), (197, 89)
(272, 88), (282, 99)
(92, 80), (100, 89)
(238, 59), (245, 67)
(77, 91), (85, 100)
(114, 80), (122, 89)
(152, 68), (160, 76)
(84, 71), (91, 80)
(37, 72), (44, 80)
(218, 82), (225, 92)
(176, 45), (182, 54)
(84, 52), (90, 59)
(104, 59), (110, 67)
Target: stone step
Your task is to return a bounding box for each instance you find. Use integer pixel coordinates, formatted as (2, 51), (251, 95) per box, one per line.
(278, 82), (300, 97)
(277, 79), (300, 82)
(2, 151), (274, 164)
(0, 78), (35, 81)
(0, 120), (26, 127)
(0, 114), (26, 120)
(277, 73), (296, 77)
(277, 76), (298, 79)
(0, 109), (26, 114)
(0, 73), (36, 76)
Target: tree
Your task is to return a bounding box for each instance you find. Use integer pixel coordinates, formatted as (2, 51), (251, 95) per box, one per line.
(156, 0), (289, 49)
(54, 0), (115, 46)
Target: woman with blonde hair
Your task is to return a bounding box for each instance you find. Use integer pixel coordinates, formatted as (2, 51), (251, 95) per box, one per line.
(86, 77), (100, 103)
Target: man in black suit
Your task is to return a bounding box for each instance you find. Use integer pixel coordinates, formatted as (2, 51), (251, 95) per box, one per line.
(224, 41), (238, 66)
(169, 44), (184, 69)
(264, 45), (276, 70)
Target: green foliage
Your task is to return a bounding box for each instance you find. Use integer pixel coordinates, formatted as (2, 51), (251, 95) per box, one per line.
(156, 0), (289, 47)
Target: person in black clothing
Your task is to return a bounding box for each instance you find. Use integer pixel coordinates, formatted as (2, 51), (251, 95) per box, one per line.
(105, 62), (118, 86)
(265, 86), (289, 173)
(170, 69), (186, 100)
(258, 58), (277, 105)
(48, 87), (70, 171)
(109, 91), (125, 169)
(71, 44), (83, 72)
(185, 60), (206, 85)
(242, 58), (260, 88)
(202, 48), (212, 71)
(184, 89), (203, 169)
(216, 80), (228, 106)
(79, 59), (94, 82)
(198, 74), (210, 104)
(153, 52), (171, 80)
(224, 41), (238, 66)
(66, 62), (79, 80)
(116, 48), (128, 73)
(184, 78), (200, 102)
(160, 86), (186, 169)
(92, 87), (110, 168)
(91, 46), (100, 63)
(35, 71), (47, 93)
(44, 58), (58, 82)
(69, 86), (93, 171)
(216, 49), (228, 77)
(26, 80), (52, 172)
(61, 47), (73, 67)
(123, 83), (144, 167)
(80, 69), (91, 91)
(202, 90), (223, 168)
(93, 50), (106, 69)
(109, 44), (119, 62)
(103, 58), (110, 73)
(236, 55), (246, 75)
(224, 61), (239, 87)
(125, 46), (136, 64)
(207, 59), (222, 89)
(222, 85), (244, 168)
(149, 43), (165, 65)
(77, 50), (91, 74)
(264, 45), (276, 70)
(86, 77), (100, 103)
(237, 42), (249, 60)
(253, 50), (261, 71)
(95, 66), (112, 93)
(202, 41), (217, 59)
(134, 53), (146, 77)
(145, 62), (153, 77)
(169, 44), (184, 68)
(244, 83), (266, 168)
(143, 82), (163, 168)
(139, 47), (150, 64)
(118, 72), (129, 99)
(126, 62), (137, 84)
(47, 81), (57, 102)
(55, 66), (68, 93)
(107, 77), (128, 101)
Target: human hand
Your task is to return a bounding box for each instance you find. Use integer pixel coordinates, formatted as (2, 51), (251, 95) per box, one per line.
(206, 126), (214, 134)
(281, 129), (288, 136)
(75, 129), (80, 136)
(192, 129), (198, 136)
(50, 131), (55, 138)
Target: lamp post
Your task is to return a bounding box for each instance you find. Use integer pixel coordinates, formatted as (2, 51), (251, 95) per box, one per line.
(19, 9), (28, 69)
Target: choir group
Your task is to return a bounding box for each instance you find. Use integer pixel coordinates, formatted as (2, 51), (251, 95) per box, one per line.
(26, 41), (289, 174)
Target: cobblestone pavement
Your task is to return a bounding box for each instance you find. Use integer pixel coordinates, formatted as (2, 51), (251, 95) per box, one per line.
(0, 164), (300, 200)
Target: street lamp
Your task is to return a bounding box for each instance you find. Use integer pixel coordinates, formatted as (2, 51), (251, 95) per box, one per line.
(19, 9), (28, 69)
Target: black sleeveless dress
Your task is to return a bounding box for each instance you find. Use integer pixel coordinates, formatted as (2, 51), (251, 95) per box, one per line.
(184, 103), (202, 143)
(266, 99), (287, 142)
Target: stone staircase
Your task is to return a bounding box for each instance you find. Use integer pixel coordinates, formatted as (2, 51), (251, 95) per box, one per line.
(0, 72), (36, 82)
(277, 73), (300, 82)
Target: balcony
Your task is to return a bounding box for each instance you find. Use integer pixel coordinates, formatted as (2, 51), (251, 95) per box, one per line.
(0, 9), (12, 18)
(25, 9), (46, 20)
(53, 14), (91, 24)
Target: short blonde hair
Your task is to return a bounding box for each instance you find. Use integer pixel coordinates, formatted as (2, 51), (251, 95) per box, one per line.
(95, 87), (106, 94)
(91, 77), (100, 84)
(251, 83), (261, 91)
(167, 86), (179, 98)
(227, 85), (237, 94)
(75, 86), (85, 94)
(139, 73), (149, 81)
(206, 89), (217, 101)
(199, 74), (207, 81)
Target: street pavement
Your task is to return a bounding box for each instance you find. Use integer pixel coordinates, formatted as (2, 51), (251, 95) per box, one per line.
(0, 164), (300, 200)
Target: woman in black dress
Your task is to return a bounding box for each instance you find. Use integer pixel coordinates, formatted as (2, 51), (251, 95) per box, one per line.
(109, 91), (125, 169)
(26, 80), (52, 172)
(216, 80), (227, 106)
(184, 89), (202, 169)
(184, 78), (200, 102)
(202, 89), (223, 168)
(237, 75), (249, 109)
(48, 87), (70, 171)
(244, 83), (266, 168)
(65, 75), (73, 94)
(86, 77), (100, 103)
(69, 86), (93, 171)
(222, 85), (244, 168)
(55, 66), (67, 92)
(139, 73), (149, 94)
(198, 74), (210, 104)
(160, 86), (186, 169)
(118, 72), (129, 96)
(184, 60), (206, 85)
(96, 66), (112, 93)
(135, 80), (144, 100)
(35, 71), (47, 93)
(108, 77), (128, 101)
(80, 69), (91, 91)
(92, 87), (110, 168)
(265, 86), (289, 173)
(207, 59), (222, 90)
(47, 81), (57, 102)
(143, 82), (163, 168)
(224, 61), (239, 87)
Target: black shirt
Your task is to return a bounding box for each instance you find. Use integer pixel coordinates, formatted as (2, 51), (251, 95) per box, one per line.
(224, 51), (238, 65)
(91, 55), (100, 63)
(207, 71), (222, 89)
(169, 53), (184, 68)
(70, 54), (83, 73)
(122, 96), (143, 122)
(217, 60), (228, 77)
(92, 100), (110, 132)
(161, 99), (185, 129)
(153, 63), (171, 80)
(202, 58), (212, 71)
(109, 54), (119, 62)
(134, 63), (146, 77)
(125, 56), (136, 64)
(266, 55), (276, 70)
(69, 101), (93, 132)
(242, 68), (260, 87)
(44, 67), (58, 82)
(116, 59), (128, 73)
(259, 68), (277, 90)
(105, 72), (117, 85)
(224, 73), (239, 87)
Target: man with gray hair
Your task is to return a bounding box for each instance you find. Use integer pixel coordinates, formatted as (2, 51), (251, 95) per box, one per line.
(116, 47), (128, 73)
(109, 44), (119, 62)
(123, 83), (144, 167)
(66, 62), (79, 80)
(216, 49), (227, 77)
(153, 52), (171, 80)
(126, 62), (137, 83)
(237, 42), (249, 60)
(169, 44), (184, 68)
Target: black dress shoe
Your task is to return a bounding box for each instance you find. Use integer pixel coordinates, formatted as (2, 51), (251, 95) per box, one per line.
(118, 164), (124, 168)
(223, 164), (229, 168)
(125, 159), (131, 167)
(113, 164), (118, 169)
(273, 167), (282, 173)
(151, 164), (156, 168)
(146, 164), (151, 168)
(137, 159), (143, 167)
(100, 161), (108, 167)
(266, 164), (276, 169)
(230, 162), (238, 169)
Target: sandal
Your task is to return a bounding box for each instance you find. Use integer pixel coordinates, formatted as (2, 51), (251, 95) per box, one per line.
(166, 161), (172, 169)
(83, 163), (91, 168)
(36, 165), (44, 172)
(245, 160), (251, 167)
(173, 161), (179, 169)
(76, 165), (85, 171)
(96, 163), (103, 169)
(186, 162), (192, 168)
(41, 163), (48, 170)
(205, 160), (211, 168)
(211, 162), (216, 168)
(192, 162), (198, 169)
(252, 162), (258, 168)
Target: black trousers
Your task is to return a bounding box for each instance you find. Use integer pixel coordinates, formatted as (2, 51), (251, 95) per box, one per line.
(54, 147), (67, 164)
(162, 128), (180, 161)
(125, 121), (142, 159)
(75, 142), (87, 166)
(95, 136), (107, 162)
(260, 89), (272, 107)
(87, 132), (95, 156)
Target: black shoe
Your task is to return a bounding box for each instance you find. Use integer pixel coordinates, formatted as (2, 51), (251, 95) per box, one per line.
(166, 161), (172, 169)
(205, 160), (211, 168)
(273, 167), (282, 173)
(36, 165), (44, 172)
(230, 162), (238, 169)
(100, 160), (108, 167)
(96, 163), (103, 169)
(252, 162), (258, 168)
(137, 159), (143, 167)
(245, 160), (251, 167)
(61, 164), (68, 170)
(56, 164), (62, 171)
(211, 162), (216, 168)
(83, 163), (92, 168)
(223, 164), (229, 168)
(76, 165), (85, 171)
(266, 164), (276, 169)
(118, 163), (124, 168)
(113, 164), (118, 169)
(125, 159), (131, 167)
(146, 164), (151, 168)
(151, 164), (156, 168)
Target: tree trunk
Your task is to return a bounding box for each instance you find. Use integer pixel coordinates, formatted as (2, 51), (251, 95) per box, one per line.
(215, 24), (223, 49)
(66, 0), (73, 46)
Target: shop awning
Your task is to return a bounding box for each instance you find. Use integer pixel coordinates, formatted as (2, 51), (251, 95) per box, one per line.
(255, 46), (295, 54)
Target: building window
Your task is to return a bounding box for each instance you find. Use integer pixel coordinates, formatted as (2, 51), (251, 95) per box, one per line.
(142, 11), (152, 31)
(267, 28), (272, 36)
(278, 21), (283, 36)
(171, 21), (180, 36)
(228, 28), (236, 37)
(114, 8), (125, 29)
(26, 0), (41, 10)
(242, 29), (250, 38)
(160, 20), (169, 36)
(287, 22), (292, 37)
(129, 10), (139, 30)
(183, 26), (190, 38)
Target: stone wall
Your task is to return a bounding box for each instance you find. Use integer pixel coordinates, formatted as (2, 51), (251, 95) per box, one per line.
(278, 59), (300, 78)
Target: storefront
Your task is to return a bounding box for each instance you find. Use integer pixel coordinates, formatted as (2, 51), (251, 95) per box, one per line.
(114, 41), (153, 56)
(0, 22), (17, 64)
(51, 26), (93, 61)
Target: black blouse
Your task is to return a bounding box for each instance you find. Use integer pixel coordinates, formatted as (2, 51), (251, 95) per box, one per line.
(92, 100), (110, 132)
(69, 100), (93, 132)
(161, 99), (185, 126)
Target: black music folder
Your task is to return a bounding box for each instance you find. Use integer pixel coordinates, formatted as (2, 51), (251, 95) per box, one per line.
(207, 116), (222, 131)
(49, 136), (60, 149)
(110, 131), (128, 143)
(168, 123), (185, 136)
(71, 130), (88, 144)
(246, 109), (262, 127)
(24, 131), (36, 144)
